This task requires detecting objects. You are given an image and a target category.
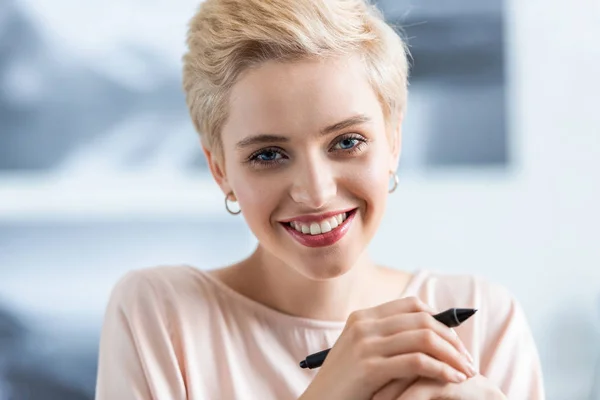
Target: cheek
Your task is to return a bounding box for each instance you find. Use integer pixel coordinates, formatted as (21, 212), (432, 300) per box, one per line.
(230, 171), (281, 224)
(348, 151), (390, 201)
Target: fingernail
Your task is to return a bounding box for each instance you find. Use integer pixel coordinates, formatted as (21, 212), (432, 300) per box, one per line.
(454, 337), (473, 363)
(465, 361), (478, 377)
(458, 346), (473, 364)
(464, 350), (474, 364)
(454, 371), (467, 383)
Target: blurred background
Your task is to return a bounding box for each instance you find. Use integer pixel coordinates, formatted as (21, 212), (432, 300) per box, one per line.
(0, 0), (598, 398)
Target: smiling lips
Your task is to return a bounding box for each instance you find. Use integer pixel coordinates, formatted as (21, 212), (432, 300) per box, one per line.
(281, 209), (357, 247)
(288, 212), (348, 235)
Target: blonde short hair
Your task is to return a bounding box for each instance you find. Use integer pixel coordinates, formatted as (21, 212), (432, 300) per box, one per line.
(182, 0), (409, 156)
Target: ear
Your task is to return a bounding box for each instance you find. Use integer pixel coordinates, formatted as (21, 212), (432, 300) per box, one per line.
(389, 113), (403, 172)
(202, 144), (233, 198)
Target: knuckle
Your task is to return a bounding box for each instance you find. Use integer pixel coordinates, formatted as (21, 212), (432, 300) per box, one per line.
(410, 353), (428, 371)
(350, 320), (371, 340)
(404, 296), (429, 312)
(417, 311), (434, 328)
(450, 334), (462, 348)
(347, 310), (364, 325)
(420, 330), (437, 348)
(442, 364), (456, 380)
(404, 296), (421, 309)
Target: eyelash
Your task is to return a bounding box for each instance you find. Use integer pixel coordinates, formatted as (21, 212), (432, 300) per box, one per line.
(246, 134), (369, 168)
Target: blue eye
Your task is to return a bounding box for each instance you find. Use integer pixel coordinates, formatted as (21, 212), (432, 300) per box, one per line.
(247, 148), (285, 167)
(330, 134), (368, 155)
(336, 138), (359, 150)
(256, 150), (281, 161)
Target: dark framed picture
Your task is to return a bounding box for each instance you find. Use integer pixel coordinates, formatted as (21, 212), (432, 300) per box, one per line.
(0, 0), (506, 176)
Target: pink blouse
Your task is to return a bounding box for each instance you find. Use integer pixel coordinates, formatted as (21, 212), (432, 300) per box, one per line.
(95, 265), (544, 399)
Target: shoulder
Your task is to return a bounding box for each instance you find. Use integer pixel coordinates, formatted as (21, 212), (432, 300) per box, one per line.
(110, 264), (203, 299)
(415, 271), (518, 318)
(412, 271), (529, 346)
(412, 274), (544, 396)
(106, 265), (216, 319)
(415, 271), (538, 365)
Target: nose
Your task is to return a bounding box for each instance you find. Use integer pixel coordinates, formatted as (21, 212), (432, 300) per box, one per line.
(289, 157), (337, 209)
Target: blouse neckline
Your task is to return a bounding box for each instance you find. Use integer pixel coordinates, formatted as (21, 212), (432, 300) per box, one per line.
(191, 265), (428, 330)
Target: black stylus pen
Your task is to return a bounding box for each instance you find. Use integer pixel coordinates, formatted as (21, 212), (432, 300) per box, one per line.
(299, 308), (477, 369)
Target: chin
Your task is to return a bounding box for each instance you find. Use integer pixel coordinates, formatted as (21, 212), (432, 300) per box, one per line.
(294, 254), (357, 281)
(277, 213), (371, 281)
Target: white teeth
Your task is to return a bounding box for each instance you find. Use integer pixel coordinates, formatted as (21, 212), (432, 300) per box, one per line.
(288, 211), (352, 236)
(329, 217), (339, 229)
(320, 220), (332, 233)
(309, 222), (321, 235)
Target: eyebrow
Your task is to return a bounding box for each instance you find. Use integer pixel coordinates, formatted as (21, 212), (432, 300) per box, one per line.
(235, 114), (371, 150)
(321, 114), (371, 135)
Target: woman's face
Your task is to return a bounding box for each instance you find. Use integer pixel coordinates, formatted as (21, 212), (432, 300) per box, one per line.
(209, 56), (401, 280)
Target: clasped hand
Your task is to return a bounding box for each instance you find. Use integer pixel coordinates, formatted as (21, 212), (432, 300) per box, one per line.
(301, 297), (505, 400)
(373, 375), (507, 400)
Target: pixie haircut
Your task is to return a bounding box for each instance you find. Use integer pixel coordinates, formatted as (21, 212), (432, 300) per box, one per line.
(182, 0), (409, 157)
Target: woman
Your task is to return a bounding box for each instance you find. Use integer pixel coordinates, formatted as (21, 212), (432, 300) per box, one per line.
(95, 0), (544, 399)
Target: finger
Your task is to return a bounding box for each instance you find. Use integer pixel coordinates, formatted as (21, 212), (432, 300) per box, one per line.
(449, 328), (475, 365)
(377, 352), (468, 384)
(377, 329), (476, 378)
(376, 312), (473, 363)
(371, 379), (415, 400)
(369, 297), (437, 319)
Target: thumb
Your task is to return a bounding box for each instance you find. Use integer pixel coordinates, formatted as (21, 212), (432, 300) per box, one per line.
(396, 379), (445, 400)
(371, 379), (415, 400)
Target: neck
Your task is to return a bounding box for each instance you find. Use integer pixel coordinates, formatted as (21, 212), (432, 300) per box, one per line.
(227, 245), (406, 322)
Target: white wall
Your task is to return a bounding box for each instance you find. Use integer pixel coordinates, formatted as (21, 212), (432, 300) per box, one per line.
(371, 0), (600, 398)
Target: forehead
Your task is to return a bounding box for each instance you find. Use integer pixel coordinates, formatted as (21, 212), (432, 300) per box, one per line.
(222, 56), (384, 144)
